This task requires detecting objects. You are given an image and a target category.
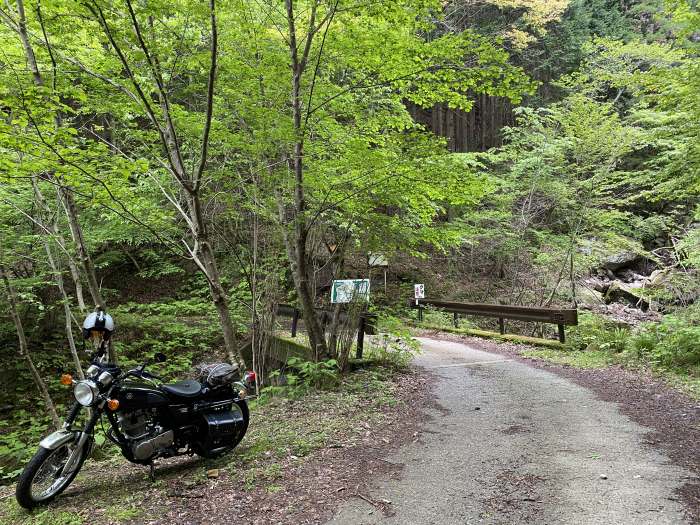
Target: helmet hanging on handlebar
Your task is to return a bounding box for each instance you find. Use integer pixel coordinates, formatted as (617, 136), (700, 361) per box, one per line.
(82, 308), (115, 341)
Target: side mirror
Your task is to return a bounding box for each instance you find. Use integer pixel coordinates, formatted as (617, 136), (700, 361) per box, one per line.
(154, 352), (167, 363)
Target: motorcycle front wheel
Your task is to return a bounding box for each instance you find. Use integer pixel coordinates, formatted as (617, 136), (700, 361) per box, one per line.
(15, 440), (89, 509)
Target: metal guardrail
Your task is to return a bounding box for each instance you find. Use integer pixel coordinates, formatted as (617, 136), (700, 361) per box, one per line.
(408, 298), (578, 343)
(275, 304), (377, 358)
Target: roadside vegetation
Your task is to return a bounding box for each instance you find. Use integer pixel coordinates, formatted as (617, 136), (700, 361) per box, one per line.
(0, 0), (698, 515)
(523, 308), (700, 398)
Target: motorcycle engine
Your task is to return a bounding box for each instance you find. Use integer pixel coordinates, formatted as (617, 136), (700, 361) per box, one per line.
(117, 410), (174, 461)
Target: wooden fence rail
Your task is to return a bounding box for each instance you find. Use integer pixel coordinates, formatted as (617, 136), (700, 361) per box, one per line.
(408, 298), (578, 343)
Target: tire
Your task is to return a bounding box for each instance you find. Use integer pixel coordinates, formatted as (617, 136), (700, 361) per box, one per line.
(15, 440), (89, 509)
(196, 400), (249, 459)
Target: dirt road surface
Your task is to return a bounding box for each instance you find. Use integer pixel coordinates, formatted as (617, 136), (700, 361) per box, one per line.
(328, 337), (694, 524)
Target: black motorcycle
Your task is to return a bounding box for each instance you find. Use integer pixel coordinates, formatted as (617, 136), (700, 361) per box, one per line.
(15, 344), (254, 509)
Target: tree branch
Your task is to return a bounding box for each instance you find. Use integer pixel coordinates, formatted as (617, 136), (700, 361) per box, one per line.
(193, 0), (218, 191)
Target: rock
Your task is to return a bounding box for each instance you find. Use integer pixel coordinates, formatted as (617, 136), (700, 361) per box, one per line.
(617, 269), (647, 283)
(584, 277), (609, 293)
(578, 287), (605, 306)
(604, 281), (649, 311)
(600, 474), (608, 480)
(603, 251), (642, 272)
(648, 269), (669, 286)
(207, 469), (219, 479)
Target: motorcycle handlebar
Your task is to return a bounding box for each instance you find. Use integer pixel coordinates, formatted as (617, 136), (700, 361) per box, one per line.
(123, 368), (162, 382)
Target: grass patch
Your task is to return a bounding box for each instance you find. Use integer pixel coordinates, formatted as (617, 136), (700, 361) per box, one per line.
(650, 367), (700, 399)
(413, 322), (565, 349)
(0, 502), (83, 525)
(521, 348), (614, 368)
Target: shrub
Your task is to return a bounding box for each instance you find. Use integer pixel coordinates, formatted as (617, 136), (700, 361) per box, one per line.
(626, 305), (700, 368)
(369, 312), (421, 368)
(270, 357), (340, 393)
(565, 313), (630, 353)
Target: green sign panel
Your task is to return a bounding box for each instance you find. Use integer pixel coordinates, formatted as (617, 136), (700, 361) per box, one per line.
(331, 279), (370, 304)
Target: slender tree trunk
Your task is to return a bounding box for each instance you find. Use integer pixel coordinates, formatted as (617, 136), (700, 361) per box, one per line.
(1, 261), (61, 428)
(32, 178), (85, 379)
(283, 0), (330, 359)
(187, 194), (246, 369)
(53, 186), (87, 314)
(64, 248), (86, 313)
(14, 0), (93, 322)
(60, 188), (104, 311)
(201, 240), (246, 369)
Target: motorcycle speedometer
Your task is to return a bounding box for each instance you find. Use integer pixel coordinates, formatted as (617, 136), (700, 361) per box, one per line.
(97, 371), (113, 387)
(74, 380), (99, 406)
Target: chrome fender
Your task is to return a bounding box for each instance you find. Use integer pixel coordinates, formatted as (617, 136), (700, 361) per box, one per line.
(39, 429), (77, 450)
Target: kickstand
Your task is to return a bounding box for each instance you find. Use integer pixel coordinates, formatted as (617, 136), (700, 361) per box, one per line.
(149, 462), (156, 482)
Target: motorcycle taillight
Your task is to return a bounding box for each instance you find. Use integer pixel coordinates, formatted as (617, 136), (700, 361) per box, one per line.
(243, 371), (256, 385)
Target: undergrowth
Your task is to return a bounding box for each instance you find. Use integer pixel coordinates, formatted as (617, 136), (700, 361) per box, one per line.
(526, 307), (700, 398)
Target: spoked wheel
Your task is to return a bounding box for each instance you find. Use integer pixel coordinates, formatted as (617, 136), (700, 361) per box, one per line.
(16, 441), (88, 509)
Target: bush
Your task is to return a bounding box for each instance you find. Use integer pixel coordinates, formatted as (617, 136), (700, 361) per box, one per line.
(626, 305), (700, 368)
(110, 297), (236, 379)
(369, 312), (421, 368)
(565, 313), (630, 353)
(266, 357), (340, 396)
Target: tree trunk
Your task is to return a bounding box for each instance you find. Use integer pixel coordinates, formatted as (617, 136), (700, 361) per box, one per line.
(282, 229), (330, 359)
(65, 250), (86, 313)
(186, 191), (246, 369)
(283, 0), (330, 360)
(200, 239), (246, 369)
(60, 188), (104, 311)
(32, 178), (85, 379)
(1, 262), (61, 429)
(58, 186), (86, 315)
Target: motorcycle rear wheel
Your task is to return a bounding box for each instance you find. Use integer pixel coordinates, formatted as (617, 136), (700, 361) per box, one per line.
(15, 441), (89, 509)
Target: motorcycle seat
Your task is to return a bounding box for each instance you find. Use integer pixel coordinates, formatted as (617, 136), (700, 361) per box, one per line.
(160, 380), (203, 398)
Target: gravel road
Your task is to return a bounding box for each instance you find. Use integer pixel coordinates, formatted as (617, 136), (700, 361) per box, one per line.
(328, 337), (694, 524)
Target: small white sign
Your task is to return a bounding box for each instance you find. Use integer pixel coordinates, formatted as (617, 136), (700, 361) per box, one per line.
(368, 253), (389, 267)
(331, 279), (371, 303)
(414, 284), (425, 299)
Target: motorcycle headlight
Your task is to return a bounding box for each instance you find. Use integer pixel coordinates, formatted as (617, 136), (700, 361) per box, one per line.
(74, 380), (99, 406)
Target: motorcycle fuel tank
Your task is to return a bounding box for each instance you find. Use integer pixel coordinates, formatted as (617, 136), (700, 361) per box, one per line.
(114, 382), (169, 411)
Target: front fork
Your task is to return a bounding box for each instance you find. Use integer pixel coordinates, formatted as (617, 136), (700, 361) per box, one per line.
(64, 405), (101, 474)
(39, 403), (101, 475)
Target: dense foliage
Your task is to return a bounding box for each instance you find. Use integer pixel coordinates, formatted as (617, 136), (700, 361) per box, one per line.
(0, 0), (698, 480)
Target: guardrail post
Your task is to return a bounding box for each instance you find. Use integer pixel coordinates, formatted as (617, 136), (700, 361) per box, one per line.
(291, 308), (299, 338)
(356, 315), (366, 359)
(558, 324), (565, 344)
(498, 317), (505, 335)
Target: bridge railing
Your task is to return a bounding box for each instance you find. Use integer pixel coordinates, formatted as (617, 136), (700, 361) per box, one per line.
(408, 298), (578, 343)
